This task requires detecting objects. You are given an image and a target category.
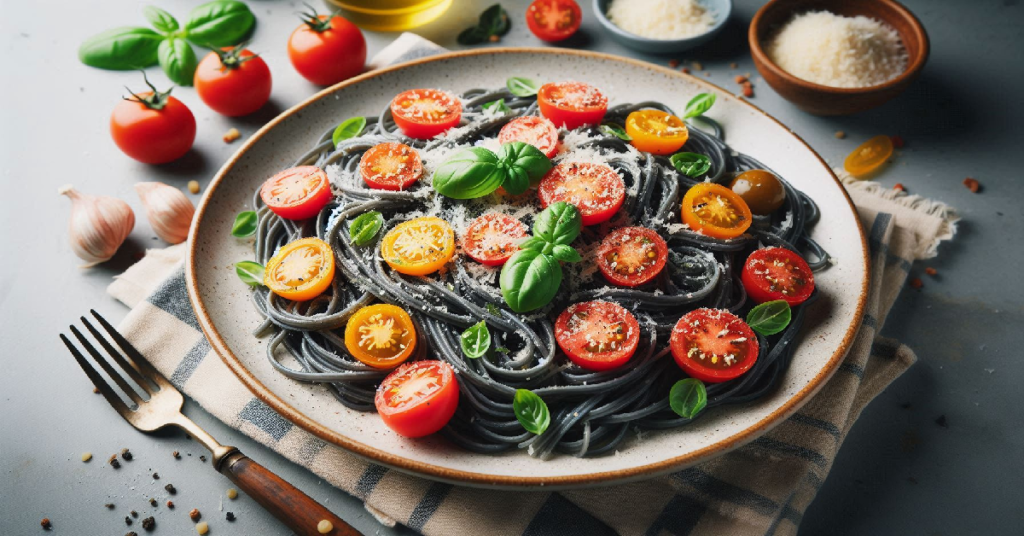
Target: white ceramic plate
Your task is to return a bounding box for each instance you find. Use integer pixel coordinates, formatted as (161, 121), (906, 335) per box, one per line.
(187, 49), (867, 489)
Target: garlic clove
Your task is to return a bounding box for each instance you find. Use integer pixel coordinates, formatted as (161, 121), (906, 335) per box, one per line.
(135, 182), (196, 244)
(59, 184), (135, 267)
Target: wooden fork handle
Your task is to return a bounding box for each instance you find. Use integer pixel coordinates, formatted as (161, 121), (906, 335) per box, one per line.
(219, 450), (360, 536)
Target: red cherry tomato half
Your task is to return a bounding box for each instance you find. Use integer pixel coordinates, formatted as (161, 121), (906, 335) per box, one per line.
(390, 89), (462, 139)
(259, 166), (333, 220)
(526, 0), (582, 42)
(537, 81), (608, 130)
(597, 227), (669, 287)
(555, 301), (641, 371)
(288, 14), (367, 86)
(741, 247), (815, 305)
(375, 360), (460, 438)
(194, 48), (272, 117)
(462, 213), (528, 266)
(358, 142), (423, 191)
(110, 92), (196, 164)
(538, 162), (625, 226)
(498, 116), (559, 157)
(670, 308), (760, 383)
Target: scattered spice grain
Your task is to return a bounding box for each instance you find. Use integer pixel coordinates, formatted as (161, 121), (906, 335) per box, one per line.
(935, 414), (949, 428)
(149, 498), (157, 507)
(141, 516), (155, 531)
(834, 131), (846, 139)
(668, 59), (679, 68)
(909, 277), (923, 289)
(681, 67), (690, 74)
(187, 180), (201, 194)
(41, 518), (52, 530)
(105, 503), (115, 509)
(109, 454), (121, 469)
(199, 455), (207, 463)
(167, 501), (175, 509)
(734, 74), (748, 84)
(196, 521), (210, 535)
(925, 267), (937, 276)
(121, 448), (133, 461)
(172, 451), (181, 459)
(963, 177), (980, 193)
(893, 183), (905, 192)
(223, 128), (241, 143)
(127, 532), (139, 536)
(891, 135), (905, 148)
(226, 488), (238, 499)
(729, 62), (738, 69)
(125, 516), (133, 526)
(742, 84), (754, 98)
(692, 61), (703, 70)
(81, 452), (93, 462)
(131, 510), (138, 518)
(190, 508), (202, 522)
(165, 484), (177, 494)
(318, 519), (334, 533)
(225, 512), (235, 522)
(152, 472), (159, 480)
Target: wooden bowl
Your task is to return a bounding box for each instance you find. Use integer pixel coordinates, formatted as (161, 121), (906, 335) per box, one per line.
(749, 0), (929, 116)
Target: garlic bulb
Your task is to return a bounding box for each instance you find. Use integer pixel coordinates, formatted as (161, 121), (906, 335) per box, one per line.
(135, 182), (195, 244)
(58, 185), (135, 266)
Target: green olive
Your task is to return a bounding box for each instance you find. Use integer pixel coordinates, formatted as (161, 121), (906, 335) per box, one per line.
(729, 170), (785, 215)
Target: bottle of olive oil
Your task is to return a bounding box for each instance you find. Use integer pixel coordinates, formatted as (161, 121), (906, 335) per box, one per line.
(323, 0), (453, 32)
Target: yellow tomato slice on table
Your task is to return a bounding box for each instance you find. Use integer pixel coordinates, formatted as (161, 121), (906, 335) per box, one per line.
(344, 304), (417, 369)
(625, 109), (689, 155)
(844, 135), (893, 177)
(381, 216), (456, 276)
(681, 183), (752, 239)
(263, 237), (335, 301)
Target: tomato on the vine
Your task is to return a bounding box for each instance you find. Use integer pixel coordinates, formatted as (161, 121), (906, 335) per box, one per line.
(288, 9), (366, 86)
(194, 45), (272, 117)
(110, 75), (195, 164)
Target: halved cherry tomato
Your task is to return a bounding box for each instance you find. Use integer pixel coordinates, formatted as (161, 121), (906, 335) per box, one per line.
(681, 183), (752, 239)
(729, 169), (785, 215)
(741, 247), (815, 305)
(625, 109), (689, 155)
(381, 217), (456, 276)
(462, 213), (528, 266)
(263, 237), (335, 302)
(287, 13), (366, 86)
(358, 142), (423, 191)
(260, 166), (333, 220)
(390, 89), (462, 139)
(597, 227), (668, 287)
(670, 308), (759, 383)
(538, 162), (625, 226)
(498, 116), (559, 157)
(110, 83), (195, 164)
(194, 47), (272, 117)
(375, 360), (459, 438)
(537, 81), (608, 130)
(844, 135), (893, 177)
(555, 301), (640, 371)
(526, 0), (582, 42)
(344, 304), (416, 369)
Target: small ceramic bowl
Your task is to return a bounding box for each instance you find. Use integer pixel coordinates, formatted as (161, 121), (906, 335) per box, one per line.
(749, 0), (929, 116)
(593, 0), (732, 54)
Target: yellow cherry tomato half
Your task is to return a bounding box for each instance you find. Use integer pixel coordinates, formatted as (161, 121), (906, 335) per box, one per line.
(681, 183), (753, 239)
(625, 109), (689, 155)
(381, 216), (456, 276)
(344, 304), (417, 369)
(844, 135), (893, 177)
(263, 237), (335, 301)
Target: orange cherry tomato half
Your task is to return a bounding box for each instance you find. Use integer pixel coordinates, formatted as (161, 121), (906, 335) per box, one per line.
(526, 0), (582, 42)
(390, 89), (462, 139)
(670, 308), (760, 383)
(110, 92), (196, 164)
(381, 217), (456, 276)
(344, 304), (417, 369)
(596, 227), (669, 287)
(287, 14), (366, 86)
(681, 183), (753, 239)
(538, 162), (625, 226)
(375, 360), (459, 438)
(260, 166), (333, 220)
(741, 247), (815, 305)
(555, 301), (641, 371)
(844, 135), (893, 177)
(263, 237), (335, 302)
(358, 142), (423, 191)
(194, 48), (272, 117)
(498, 116), (559, 157)
(625, 109), (689, 155)
(462, 213), (528, 267)
(537, 81), (608, 130)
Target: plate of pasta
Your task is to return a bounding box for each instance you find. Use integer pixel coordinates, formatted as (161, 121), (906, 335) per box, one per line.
(186, 48), (867, 488)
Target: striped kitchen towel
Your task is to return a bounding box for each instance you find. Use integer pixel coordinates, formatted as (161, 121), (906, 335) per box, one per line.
(105, 37), (958, 536)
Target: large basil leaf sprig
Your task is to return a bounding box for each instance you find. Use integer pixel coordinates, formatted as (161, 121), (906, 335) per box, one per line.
(499, 202), (582, 313)
(78, 1), (255, 86)
(432, 141), (552, 199)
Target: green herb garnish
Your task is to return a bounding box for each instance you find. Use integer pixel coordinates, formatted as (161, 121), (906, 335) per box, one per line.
(670, 152), (712, 178)
(234, 260), (264, 287)
(499, 202), (582, 312)
(682, 92), (716, 120)
(600, 123), (632, 141)
(495, 346), (511, 354)
(506, 77), (541, 97)
(332, 117), (367, 148)
(457, 4), (510, 45)
(432, 141), (551, 199)
(482, 98), (512, 115)
(460, 321), (491, 359)
(349, 211), (384, 246)
(486, 303), (502, 316)
(746, 300), (791, 336)
(231, 211), (257, 237)
(669, 378), (707, 419)
(513, 389), (550, 435)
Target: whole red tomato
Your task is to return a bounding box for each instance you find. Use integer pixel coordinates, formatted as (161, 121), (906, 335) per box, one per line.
(110, 75), (195, 164)
(194, 46), (272, 117)
(288, 12), (366, 86)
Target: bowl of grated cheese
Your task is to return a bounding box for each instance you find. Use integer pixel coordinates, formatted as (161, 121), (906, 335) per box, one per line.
(594, 0), (732, 54)
(749, 0), (929, 115)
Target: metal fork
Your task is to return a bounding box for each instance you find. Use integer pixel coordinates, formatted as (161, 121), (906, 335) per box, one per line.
(60, 310), (360, 536)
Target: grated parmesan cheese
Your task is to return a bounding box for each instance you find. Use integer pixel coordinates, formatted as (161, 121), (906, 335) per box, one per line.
(606, 0), (716, 40)
(765, 11), (907, 88)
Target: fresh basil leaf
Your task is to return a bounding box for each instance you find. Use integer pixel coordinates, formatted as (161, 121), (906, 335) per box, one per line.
(669, 378), (707, 419)
(457, 25), (490, 46)
(600, 123), (631, 141)
(349, 211), (384, 246)
(498, 141), (552, 187)
(746, 299), (792, 336)
(235, 260), (265, 287)
(551, 244), (581, 263)
(78, 27), (163, 70)
(507, 77), (541, 97)
(460, 321), (491, 359)
(157, 37), (198, 86)
(479, 4), (510, 36)
(513, 389), (550, 435)
(144, 6), (179, 33)
(502, 166), (531, 196)
(670, 152), (712, 178)
(532, 202), (581, 246)
(332, 117), (367, 147)
(682, 92), (716, 119)
(495, 346), (511, 354)
(231, 211), (257, 237)
(518, 237), (547, 252)
(482, 98), (512, 115)
(500, 249), (562, 313)
(432, 147), (506, 199)
(485, 303), (501, 316)
(185, 0), (255, 47)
